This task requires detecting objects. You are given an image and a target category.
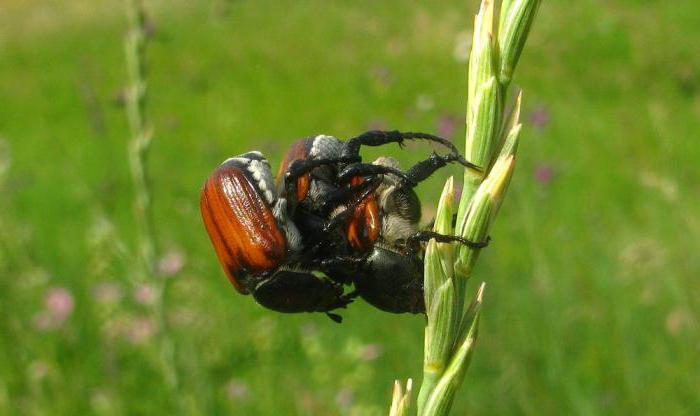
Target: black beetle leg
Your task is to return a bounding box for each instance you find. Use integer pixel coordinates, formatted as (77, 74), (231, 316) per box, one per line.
(284, 156), (360, 211)
(286, 157), (359, 184)
(326, 312), (343, 323)
(319, 176), (384, 215)
(338, 153), (482, 188)
(319, 255), (368, 271)
(317, 255), (369, 285)
(303, 177), (382, 256)
(404, 230), (491, 255)
(340, 130), (465, 160)
(325, 289), (360, 323)
(320, 176), (382, 234)
(337, 163), (416, 186)
(402, 152), (482, 187)
(300, 177), (381, 257)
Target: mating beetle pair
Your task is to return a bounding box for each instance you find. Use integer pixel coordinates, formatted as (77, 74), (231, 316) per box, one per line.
(200, 130), (489, 322)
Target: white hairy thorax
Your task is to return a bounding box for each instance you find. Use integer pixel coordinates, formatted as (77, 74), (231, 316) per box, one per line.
(223, 152), (303, 253)
(310, 134), (343, 159)
(306, 135), (344, 205)
(223, 152), (276, 205)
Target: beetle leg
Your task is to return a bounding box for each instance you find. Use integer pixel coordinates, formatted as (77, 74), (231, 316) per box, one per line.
(340, 130), (467, 161)
(337, 152), (482, 188)
(317, 255), (369, 285)
(336, 163), (415, 186)
(404, 230), (491, 255)
(319, 255), (368, 270)
(297, 177), (381, 257)
(320, 176), (382, 234)
(318, 177), (383, 215)
(284, 156), (360, 211)
(325, 289), (361, 323)
(402, 152), (482, 186)
(326, 312), (343, 323)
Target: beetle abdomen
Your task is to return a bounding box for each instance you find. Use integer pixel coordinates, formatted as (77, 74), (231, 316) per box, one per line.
(200, 158), (287, 294)
(354, 247), (425, 314)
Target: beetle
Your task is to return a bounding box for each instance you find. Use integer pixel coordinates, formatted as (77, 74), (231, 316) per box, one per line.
(200, 151), (358, 322)
(275, 135), (490, 314)
(275, 130), (482, 250)
(311, 156), (490, 314)
(200, 130), (485, 321)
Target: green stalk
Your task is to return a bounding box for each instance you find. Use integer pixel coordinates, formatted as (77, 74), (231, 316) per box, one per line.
(124, 0), (181, 409)
(125, 0), (155, 277)
(407, 1), (541, 415)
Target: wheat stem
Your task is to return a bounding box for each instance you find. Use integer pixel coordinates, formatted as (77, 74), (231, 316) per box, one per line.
(410, 1), (541, 415)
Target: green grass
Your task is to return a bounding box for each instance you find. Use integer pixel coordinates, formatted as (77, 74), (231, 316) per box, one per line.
(1, 0), (699, 414)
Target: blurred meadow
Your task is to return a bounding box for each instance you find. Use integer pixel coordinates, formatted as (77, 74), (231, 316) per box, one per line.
(1, 0), (699, 414)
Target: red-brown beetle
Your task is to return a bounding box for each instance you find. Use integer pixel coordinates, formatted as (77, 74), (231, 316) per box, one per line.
(200, 151), (355, 322)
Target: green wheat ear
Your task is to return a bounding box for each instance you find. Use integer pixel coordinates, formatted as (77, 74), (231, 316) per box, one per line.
(389, 1), (540, 415)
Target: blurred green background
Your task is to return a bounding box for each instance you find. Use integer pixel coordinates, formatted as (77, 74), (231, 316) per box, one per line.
(1, 0), (699, 414)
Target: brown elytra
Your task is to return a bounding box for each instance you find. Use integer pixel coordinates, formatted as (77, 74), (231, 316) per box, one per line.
(200, 161), (287, 293)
